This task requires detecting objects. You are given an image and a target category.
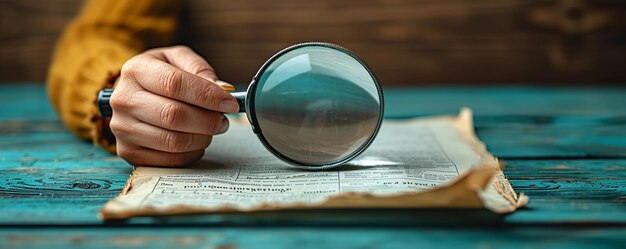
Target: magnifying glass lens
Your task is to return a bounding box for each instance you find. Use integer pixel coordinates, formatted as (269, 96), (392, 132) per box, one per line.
(253, 44), (382, 167)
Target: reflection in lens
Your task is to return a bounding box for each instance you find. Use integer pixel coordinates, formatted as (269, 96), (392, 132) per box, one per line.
(253, 44), (382, 166)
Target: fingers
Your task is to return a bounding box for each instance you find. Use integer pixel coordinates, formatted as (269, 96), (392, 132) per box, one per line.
(123, 48), (239, 113)
(111, 45), (238, 167)
(117, 90), (229, 135)
(145, 46), (218, 83)
(110, 119), (214, 153)
(123, 56), (239, 113)
(116, 142), (205, 167)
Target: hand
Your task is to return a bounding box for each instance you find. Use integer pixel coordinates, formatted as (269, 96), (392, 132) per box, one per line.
(109, 46), (239, 167)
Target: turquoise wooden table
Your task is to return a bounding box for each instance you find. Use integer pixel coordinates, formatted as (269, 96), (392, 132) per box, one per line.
(1, 84), (625, 248)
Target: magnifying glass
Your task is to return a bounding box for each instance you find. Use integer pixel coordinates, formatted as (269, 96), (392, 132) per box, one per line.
(99, 42), (384, 169)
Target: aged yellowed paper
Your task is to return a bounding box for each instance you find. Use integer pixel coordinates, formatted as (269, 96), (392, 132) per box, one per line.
(100, 109), (527, 219)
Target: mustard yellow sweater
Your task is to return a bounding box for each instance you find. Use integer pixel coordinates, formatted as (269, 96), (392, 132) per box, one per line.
(47, 0), (180, 151)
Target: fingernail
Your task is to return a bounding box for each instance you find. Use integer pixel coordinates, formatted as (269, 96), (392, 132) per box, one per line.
(219, 99), (239, 113)
(217, 80), (235, 91)
(218, 117), (230, 134)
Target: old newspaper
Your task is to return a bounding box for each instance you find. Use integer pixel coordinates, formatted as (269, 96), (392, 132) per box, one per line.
(100, 109), (527, 219)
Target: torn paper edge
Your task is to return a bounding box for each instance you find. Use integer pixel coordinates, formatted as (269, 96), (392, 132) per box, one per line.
(100, 109), (528, 219)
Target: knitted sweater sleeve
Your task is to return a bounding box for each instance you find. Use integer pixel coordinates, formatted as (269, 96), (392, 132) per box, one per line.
(46, 0), (181, 152)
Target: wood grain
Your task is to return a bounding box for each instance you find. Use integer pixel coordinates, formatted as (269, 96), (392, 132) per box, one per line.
(0, 84), (625, 227)
(0, 0), (81, 82)
(2, 227), (626, 248)
(0, 0), (625, 85)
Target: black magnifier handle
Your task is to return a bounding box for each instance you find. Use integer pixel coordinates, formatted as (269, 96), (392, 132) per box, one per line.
(97, 89), (114, 118)
(231, 92), (247, 113)
(97, 89), (247, 118)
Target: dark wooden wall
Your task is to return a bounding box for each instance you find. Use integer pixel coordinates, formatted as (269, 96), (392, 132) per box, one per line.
(1, 0), (625, 85)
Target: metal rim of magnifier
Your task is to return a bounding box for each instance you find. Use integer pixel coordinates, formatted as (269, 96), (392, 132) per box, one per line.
(243, 42), (385, 170)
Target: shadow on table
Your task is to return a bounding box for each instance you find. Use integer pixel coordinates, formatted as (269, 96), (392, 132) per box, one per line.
(103, 209), (505, 227)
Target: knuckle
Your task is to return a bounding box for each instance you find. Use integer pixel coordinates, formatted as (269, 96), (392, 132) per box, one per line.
(166, 154), (186, 167)
(188, 60), (208, 75)
(171, 45), (191, 53)
(198, 85), (220, 108)
(116, 148), (130, 159)
(108, 118), (128, 136)
(109, 91), (133, 111)
(187, 59), (214, 76)
(116, 145), (136, 163)
(120, 61), (133, 76)
(120, 57), (141, 81)
(162, 131), (192, 153)
(160, 69), (183, 97)
(205, 114), (223, 134)
(159, 103), (184, 129)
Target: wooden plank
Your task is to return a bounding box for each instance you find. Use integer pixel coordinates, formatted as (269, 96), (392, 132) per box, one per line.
(1, 85), (625, 226)
(1, 118), (624, 224)
(478, 122), (626, 158)
(173, 0), (626, 85)
(0, 126), (130, 224)
(0, 160), (623, 225)
(384, 87), (626, 157)
(0, 83), (57, 121)
(1, 227), (625, 249)
(2, 0), (626, 85)
(0, 0), (82, 82)
(504, 159), (626, 224)
(2, 120), (502, 225)
(383, 87), (626, 117)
